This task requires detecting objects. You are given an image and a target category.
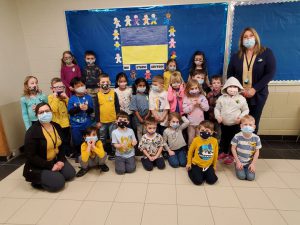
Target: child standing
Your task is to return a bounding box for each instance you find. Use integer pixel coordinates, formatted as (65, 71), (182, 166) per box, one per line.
(20, 76), (47, 130)
(231, 115), (261, 181)
(149, 75), (170, 135)
(189, 51), (208, 77)
(163, 113), (189, 168)
(95, 74), (120, 160)
(48, 77), (72, 156)
(186, 120), (218, 185)
(183, 80), (209, 146)
(60, 51), (81, 97)
(167, 72), (185, 115)
(190, 69), (211, 94)
(138, 118), (166, 171)
(163, 59), (182, 90)
(129, 78), (150, 141)
(68, 77), (94, 161)
(214, 77), (249, 165)
(76, 127), (109, 177)
(112, 111), (137, 175)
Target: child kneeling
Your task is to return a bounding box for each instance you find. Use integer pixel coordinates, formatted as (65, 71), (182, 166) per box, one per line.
(231, 115), (261, 181)
(112, 111), (137, 175)
(186, 120), (218, 185)
(76, 127), (109, 177)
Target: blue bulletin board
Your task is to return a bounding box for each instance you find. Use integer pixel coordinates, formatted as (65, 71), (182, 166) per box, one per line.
(231, 1), (300, 81)
(65, 4), (228, 84)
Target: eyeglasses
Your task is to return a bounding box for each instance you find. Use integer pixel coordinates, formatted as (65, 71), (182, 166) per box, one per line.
(38, 109), (51, 115)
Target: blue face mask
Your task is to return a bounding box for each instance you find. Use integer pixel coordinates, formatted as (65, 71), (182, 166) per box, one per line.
(38, 112), (52, 123)
(241, 126), (255, 134)
(168, 66), (176, 72)
(243, 37), (256, 49)
(198, 79), (204, 85)
(85, 136), (98, 142)
(171, 123), (180, 129)
(137, 87), (146, 93)
(151, 85), (161, 92)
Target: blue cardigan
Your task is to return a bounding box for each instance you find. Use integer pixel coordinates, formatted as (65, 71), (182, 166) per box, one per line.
(227, 48), (276, 105)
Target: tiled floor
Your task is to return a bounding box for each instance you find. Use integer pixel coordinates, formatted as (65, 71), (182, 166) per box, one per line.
(0, 140), (299, 225)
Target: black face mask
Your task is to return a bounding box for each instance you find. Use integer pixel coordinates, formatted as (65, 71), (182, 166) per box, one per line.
(101, 84), (109, 90)
(29, 86), (37, 93)
(117, 121), (127, 128)
(200, 131), (211, 139)
(57, 91), (63, 96)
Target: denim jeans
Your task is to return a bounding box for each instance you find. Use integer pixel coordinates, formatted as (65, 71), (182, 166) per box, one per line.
(168, 147), (187, 168)
(235, 163), (255, 181)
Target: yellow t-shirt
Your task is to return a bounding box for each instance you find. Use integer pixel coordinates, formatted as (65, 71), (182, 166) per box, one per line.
(187, 136), (218, 169)
(81, 141), (106, 163)
(42, 127), (62, 161)
(48, 95), (70, 128)
(97, 90), (116, 123)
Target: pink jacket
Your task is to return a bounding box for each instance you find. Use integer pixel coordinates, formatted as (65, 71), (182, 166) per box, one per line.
(167, 84), (185, 115)
(183, 95), (209, 126)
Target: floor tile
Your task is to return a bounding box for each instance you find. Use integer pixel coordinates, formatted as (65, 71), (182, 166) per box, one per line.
(205, 186), (241, 208)
(123, 166), (149, 183)
(234, 187), (275, 209)
(245, 209), (287, 225)
(31, 189), (61, 199)
(279, 210), (300, 225)
(178, 205), (214, 225)
(211, 207), (251, 225)
(5, 180), (37, 198)
(263, 188), (300, 210)
(97, 169), (124, 183)
(106, 202), (143, 225)
(141, 204), (177, 225)
(208, 171), (231, 187)
(115, 182), (147, 203)
(265, 159), (299, 173)
(255, 159), (271, 171)
(0, 165), (21, 181)
(0, 180), (21, 197)
(4, 166), (24, 180)
(0, 198), (27, 223)
(256, 171), (288, 188)
(148, 165), (175, 184)
(37, 199), (82, 225)
(145, 184), (176, 204)
(292, 188), (300, 198)
(225, 169), (260, 187)
(7, 198), (54, 224)
(58, 181), (94, 200)
(286, 159), (300, 171)
(70, 201), (112, 225)
(276, 172), (300, 188)
(86, 182), (120, 202)
(176, 184), (208, 206)
(175, 167), (192, 185)
(75, 168), (101, 182)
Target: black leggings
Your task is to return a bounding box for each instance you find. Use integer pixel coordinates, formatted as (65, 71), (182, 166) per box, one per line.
(141, 157), (165, 171)
(188, 165), (218, 185)
(219, 124), (240, 155)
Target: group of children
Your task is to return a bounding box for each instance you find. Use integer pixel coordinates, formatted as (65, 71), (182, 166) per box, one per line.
(20, 50), (262, 185)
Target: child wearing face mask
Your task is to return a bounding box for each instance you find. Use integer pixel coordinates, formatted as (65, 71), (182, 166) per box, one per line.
(112, 111), (137, 175)
(95, 74), (120, 160)
(76, 126), (108, 177)
(231, 115), (261, 181)
(60, 51), (81, 97)
(115, 72), (132, 118)
(138, 118), (166, 171)
(163, 112), (189, 168)
(20, 75), (48, 130)
(167, 72), (185, 115)
(163, 59), (182, 91)
(183, 80), (209, 146)
(214, 77), (249, 165)
(186, 120), (218, 185)
(190, 69), (211, 95)
(68, 77), (94, 162)
(129, 78), (150, 142)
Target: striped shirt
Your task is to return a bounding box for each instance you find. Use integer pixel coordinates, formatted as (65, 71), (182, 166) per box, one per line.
(231, 132), (262, 165)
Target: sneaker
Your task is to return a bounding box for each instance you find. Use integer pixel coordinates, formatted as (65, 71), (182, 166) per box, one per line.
(218, 152), (228, 160)
(99, 164), (109, 172)
(223, 155), (234, 165)
(76, 168), (89, 177)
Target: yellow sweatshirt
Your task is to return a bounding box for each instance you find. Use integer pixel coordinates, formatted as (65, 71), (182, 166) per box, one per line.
(81, 141), (106, 163)
(187, 136), (218, 169)
(48, 95), (70, 128)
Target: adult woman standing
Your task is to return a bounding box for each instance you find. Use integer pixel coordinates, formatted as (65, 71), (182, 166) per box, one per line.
(23, 102), (76, 192)
(227, 27), (276, 131)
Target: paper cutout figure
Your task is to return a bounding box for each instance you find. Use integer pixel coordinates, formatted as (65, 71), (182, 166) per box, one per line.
(112, 29), (120, 40)
(143, 14), (150, 25)
(115, 53), (122, 63)
(170, 51), (177, 59)
(125, 15), (132, 27)
(113, 17), (121, 28)
(169, 26), (176, 37)
(150, 14), (157, 25)
(164, 13), (171, 25)
(145, 70), (151, 80)
(133, 15), (140, 26)
(114, 41), (121, 50)
(169, 38), (176, 48)
(130, 70), (137, 80)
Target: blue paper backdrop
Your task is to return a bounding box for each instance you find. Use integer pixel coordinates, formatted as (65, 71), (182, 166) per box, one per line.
(231, 1), (300, 81)
(65, 4), (228, 84)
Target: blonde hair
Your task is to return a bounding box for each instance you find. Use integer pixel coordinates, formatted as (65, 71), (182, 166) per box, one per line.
(240, 115), (255, 124)
(23, 75), (39, 96)
(170, 71), (184, 85)
(184, 79), (205, 98)
(152, 75), (164, 85)
(238, 27), (266, 58)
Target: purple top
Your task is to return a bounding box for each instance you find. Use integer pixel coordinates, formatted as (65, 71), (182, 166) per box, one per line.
(60, 65), (81, 97)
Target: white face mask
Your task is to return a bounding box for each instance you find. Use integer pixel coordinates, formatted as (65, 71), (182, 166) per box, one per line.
(243, 37), (256, 49)
(86, 59), (95, 65)
(75, 86), (86, 94)
(227, 86), (239, 96)
(118, 82), (127, 89)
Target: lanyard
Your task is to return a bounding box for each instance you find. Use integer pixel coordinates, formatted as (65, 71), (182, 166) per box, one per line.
(245, 53), (254, 71)
(42, 124), (58, 149)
